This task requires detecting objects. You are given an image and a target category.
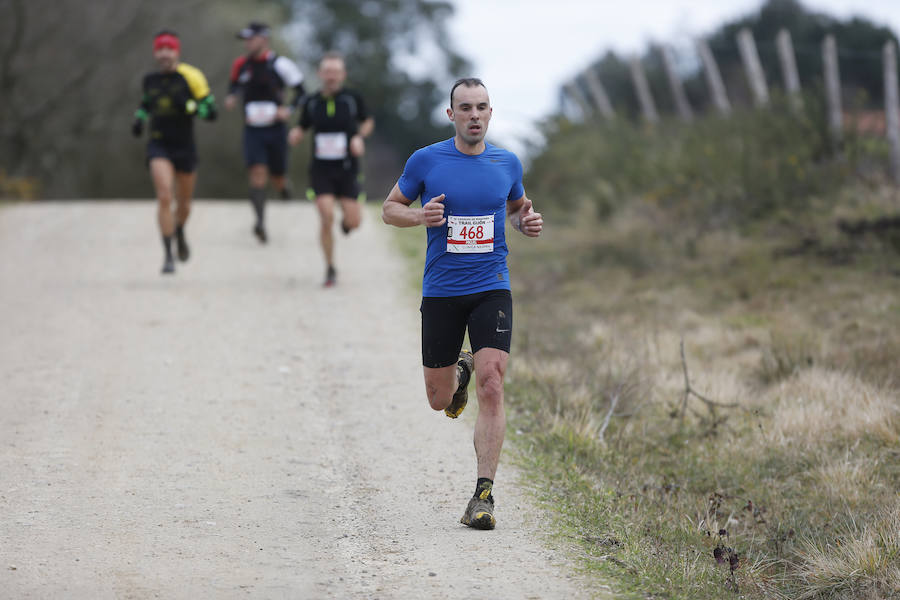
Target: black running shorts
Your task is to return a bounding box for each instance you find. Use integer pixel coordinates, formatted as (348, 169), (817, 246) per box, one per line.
(420, 289), (512, 368)
(243, 123), (288, 175)
(309, 160), (360, 199)
(147, 140), (197, 173)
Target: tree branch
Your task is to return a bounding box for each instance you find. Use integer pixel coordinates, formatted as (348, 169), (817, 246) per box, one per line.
(678, 339), (739, 422)
(597, 386), (621, 443)
(0, 0), (26, 100)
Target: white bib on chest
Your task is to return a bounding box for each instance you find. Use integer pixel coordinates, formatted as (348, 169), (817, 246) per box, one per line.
(446, 214), (494, 253)
(314, 132), (348, 160)
(245, 101), (278, 126)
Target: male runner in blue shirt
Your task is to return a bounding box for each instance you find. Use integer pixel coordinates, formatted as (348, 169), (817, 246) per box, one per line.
(382, 78), (543, 529)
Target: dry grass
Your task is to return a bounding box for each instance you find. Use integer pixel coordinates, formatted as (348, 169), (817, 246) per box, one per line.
(765, 369), (899, 447)
(794, 502), (900, 599)
(496, 191), (900, 599)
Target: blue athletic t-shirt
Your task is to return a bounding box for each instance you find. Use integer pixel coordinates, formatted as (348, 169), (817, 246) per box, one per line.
(398, 138), (525, 297)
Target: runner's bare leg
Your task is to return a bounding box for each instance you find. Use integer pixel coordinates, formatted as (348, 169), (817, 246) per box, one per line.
(316, 194), (336, 266)
(150, 158), (176, 236)
(339, 197), (362, 232)
(473, 348), (508, 480)
(174, 171), (196, 227)
(423, 365), (458, 411)
(249, 164), (268, 189)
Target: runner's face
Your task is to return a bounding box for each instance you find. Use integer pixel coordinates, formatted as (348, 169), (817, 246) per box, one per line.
(318, 58), (346, 96)
(153, 47), (178, 72)
(244, 35), (267, 56)
(448, 85), (491, 146)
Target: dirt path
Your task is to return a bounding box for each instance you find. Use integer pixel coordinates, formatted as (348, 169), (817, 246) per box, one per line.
(0, 202), (591, 599)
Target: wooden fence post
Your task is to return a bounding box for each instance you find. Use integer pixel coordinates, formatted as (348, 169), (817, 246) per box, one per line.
(583, 67), (615, 120)
(884, 40), (900, 184)
(661, 45), (694, 122)
(629, 56), (659, 123)
(737, 28), (769, 107)
(822, 34), (843, 146)
(564, 81), (592, 121)
(776, 29), (803, 112)
(696, 38), (731, 116)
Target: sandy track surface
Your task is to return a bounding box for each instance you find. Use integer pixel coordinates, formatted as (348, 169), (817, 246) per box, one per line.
(0, 202), (590, 599)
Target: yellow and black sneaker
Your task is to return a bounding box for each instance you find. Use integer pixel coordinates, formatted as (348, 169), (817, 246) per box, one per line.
(460, 493), (495, 530)
(445, 350), (474, 419)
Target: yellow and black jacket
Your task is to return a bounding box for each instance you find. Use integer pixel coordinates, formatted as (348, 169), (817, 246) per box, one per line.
(135, 63), (216, 147)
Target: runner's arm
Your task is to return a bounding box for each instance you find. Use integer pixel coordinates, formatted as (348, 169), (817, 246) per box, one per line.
(132, 78), (151, 137)
(225, 56), (245, 110)
(197, 94), (217, 121)
(273, 56), (305, 115)
(358, 117), (374, 138)
(383, 184), (446, 228)
(179, 64), (217, 121)
(507, 195), (543, 237)
(287, 82), (306, 112)
(287, 96), (310, 146)
(349, 117), (374, 157)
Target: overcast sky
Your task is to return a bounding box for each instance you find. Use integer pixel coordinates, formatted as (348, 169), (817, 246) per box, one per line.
(446, 0), (900, 154)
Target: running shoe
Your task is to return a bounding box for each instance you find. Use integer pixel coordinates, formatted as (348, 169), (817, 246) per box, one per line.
(280, 186), (292, 201)
(176, 230), (190, 262)
(444, 350), (474, 419)
(460, 495), (495, 530)
(161, 255), (175, 274)
(253, 223), (268, 244)
(324, 265), (337, 287)
(340, 219), (351, 235)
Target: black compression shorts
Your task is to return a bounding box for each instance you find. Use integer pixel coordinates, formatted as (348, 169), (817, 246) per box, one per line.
(243, 123), (288, 175)
(309, 160), (360, 199)
(147, 140), (197, 173)
(420, 289), (512, 368)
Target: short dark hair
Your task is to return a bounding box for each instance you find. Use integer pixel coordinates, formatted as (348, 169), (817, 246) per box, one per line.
(450, 78), (486, 107)
(320, 50), (345, 65)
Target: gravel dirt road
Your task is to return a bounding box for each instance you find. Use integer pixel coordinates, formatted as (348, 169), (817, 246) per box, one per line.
(0, 202), (591, 599)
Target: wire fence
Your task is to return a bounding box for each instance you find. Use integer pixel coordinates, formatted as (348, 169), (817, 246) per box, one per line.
(562, 27), (900, 183)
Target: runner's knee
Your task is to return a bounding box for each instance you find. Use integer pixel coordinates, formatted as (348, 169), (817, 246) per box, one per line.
(248, 166), (267, 188)
(476, 364), (504, 408)
(317, 199), (335, 227)
(424, 367), (456, 410)
(342, 204), (361, 228)
(426, 387), (450, 411)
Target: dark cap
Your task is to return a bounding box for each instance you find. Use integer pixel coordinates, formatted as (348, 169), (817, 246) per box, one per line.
(236, 22), (270, 39)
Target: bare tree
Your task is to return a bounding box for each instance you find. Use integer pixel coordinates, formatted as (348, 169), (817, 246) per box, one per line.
(0, 0), (284, 198)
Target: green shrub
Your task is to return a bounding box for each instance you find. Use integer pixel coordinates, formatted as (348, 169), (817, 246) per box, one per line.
(526, 95), (875, 231)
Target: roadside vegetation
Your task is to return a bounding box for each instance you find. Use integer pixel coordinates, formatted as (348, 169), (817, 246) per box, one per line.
(504, 100), (900, 599)
(389, 98), (900, 598)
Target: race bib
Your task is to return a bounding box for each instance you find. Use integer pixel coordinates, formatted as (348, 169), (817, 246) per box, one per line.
(314, 132), (348, 160)
(446, 214), (494, 253)
(245, 101), (278, 126)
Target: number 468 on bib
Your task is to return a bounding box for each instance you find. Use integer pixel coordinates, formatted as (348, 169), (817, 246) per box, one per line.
(446, 214), (494, 254)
